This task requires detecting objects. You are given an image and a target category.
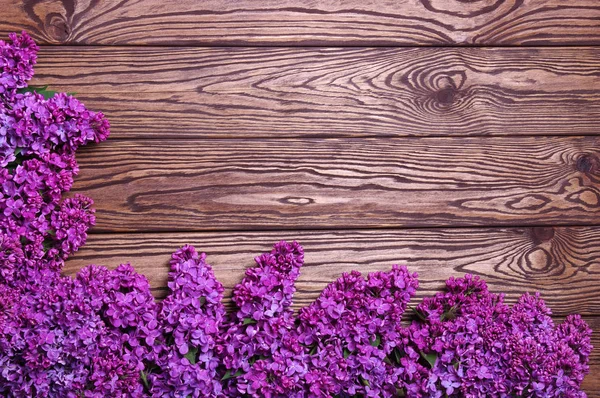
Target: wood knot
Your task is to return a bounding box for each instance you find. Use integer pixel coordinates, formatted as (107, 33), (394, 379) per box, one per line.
(507, 194), (550, 211)
(435, 86), (457, 105)
(518, 229), (563, 277)
(529, 227), (555, 245)
(280, 197), (314, 206)
(46, 14), (71, 42)
(420, 0), (504, 18)
(575, 153), (598, 174)
(427, 73), (466, 109)
(524, 248), (552, 272)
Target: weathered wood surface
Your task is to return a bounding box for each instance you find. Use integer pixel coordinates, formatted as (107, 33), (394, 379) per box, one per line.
(64, 228), (600, 313)
(70, 137), (600, 231)
(64, 230), (600, 391)
(29, 47), (600, 139)
(2, 0), (600, 46)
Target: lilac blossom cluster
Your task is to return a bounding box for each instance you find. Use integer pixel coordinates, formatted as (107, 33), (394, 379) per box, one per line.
(401, 276), (593, 397)
(0, 31), (109, 289)
(217, 240), (306, 397)
(145, 245), (226, 396)
(0, 32), (37, 100)
(294, 265), (419, 397)
(0, 31), (593, 397)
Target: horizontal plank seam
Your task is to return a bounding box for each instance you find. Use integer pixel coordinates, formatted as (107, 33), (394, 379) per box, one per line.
(92, 133), (600, 142)
(36, 44), (600, 49)
(86, 135), (600, 144)
(143, 287), (600, 317)
(86, 223), (600, 235)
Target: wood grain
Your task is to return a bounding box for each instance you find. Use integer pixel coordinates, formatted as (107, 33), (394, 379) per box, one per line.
(2, 0), (600, 46)
(70, 137), (600, 231)
(28, 47), (600, 138)
(64, 227), (600, 314)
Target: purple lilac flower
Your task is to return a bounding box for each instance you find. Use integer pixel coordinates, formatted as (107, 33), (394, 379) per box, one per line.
(403, 275), (593, 397)
(0, 31), (109, 289)
(0, 264), (153, 396)
(217, 240), (306, 397)
(1, 91), (109, 167)
(295, 265), (419, 397)
(145, 245), (225, 397)
(0, 31), (37, 100)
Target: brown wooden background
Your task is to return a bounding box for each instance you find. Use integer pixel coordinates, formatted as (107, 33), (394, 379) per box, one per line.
(2, 0), (599, 394)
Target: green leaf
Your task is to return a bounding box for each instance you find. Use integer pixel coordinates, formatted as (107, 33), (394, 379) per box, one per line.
(221, 370), (243, 381)
(42, 237), (54, 252)
(420, 351), (437, 368)
(184, 346), (198, 365)
(17, 85), (58, 100)
(18, 85), (45, 94)
(309, 345), (318, 355)
(409, 304), (427, 322)
(370, 335), (381, 347)
(440, 305), (458, 321)
(243, 318), (257, 325)
(343, 348), (351, 359)
(14, 148), (22, 157)
(221, 370), (232, 381)
(139, 370), (149, 389)
(198, 296), (206, 306)
(396, 387), (406, 396)
(359, 375), (370, 387)
(393, 348), (402, 363)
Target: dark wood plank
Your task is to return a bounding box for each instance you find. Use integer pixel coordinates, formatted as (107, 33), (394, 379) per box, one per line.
(29, 47), (600, 139)
(2, 0), (600, 46)
(70, 137), (600, 231)
(65, 227), (600, 314)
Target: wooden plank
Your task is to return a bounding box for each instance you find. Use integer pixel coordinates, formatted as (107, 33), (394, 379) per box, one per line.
(64, 230), (600, 392)
(2, 1), (599, 46)
(29, 47), (600, 139)
(64, 228), (600, 314)
(70, 137), (600, 231)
